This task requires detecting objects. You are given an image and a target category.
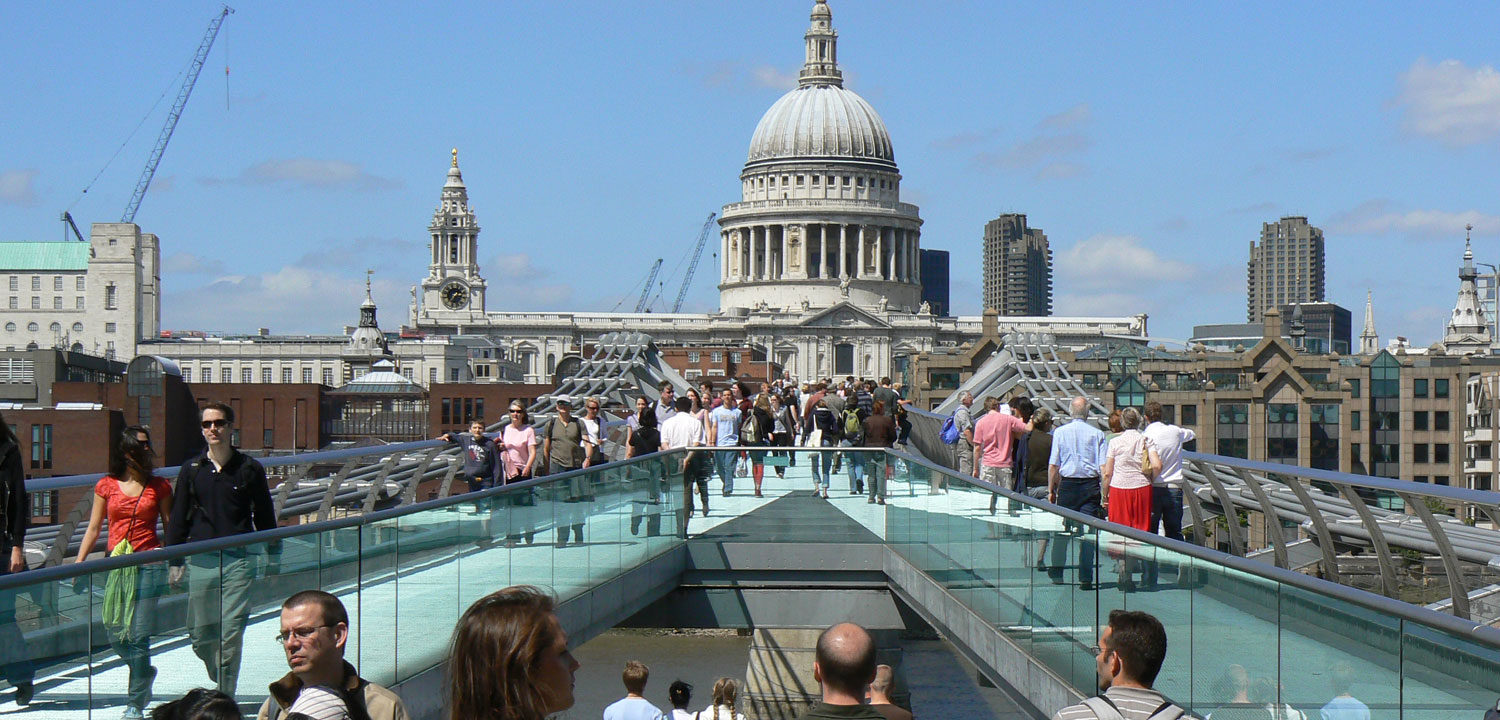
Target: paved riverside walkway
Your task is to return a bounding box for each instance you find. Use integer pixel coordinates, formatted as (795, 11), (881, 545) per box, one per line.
(2, 453), (1483, 718)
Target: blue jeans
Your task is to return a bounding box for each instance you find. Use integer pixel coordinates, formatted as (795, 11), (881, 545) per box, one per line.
(1145, 485), (1185, 585)
(111, 562), (166, 709)
(842, 440), (864, 491)
(0, 559), (35, 687)
(1050, 477), (1102, 585)
(714, 449), (738, 494)
(811, 443), (835, 490)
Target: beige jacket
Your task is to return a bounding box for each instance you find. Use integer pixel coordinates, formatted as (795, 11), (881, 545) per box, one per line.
(257, 661), (410, 720)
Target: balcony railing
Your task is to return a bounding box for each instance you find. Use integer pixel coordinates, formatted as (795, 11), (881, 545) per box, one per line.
(721, 197), (920, 216)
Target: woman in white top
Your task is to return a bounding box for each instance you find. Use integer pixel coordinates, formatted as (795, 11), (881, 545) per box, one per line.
(695, 678), (746, 720)
(668, 680), (694, 720)
(1101, 407), (1160, 591)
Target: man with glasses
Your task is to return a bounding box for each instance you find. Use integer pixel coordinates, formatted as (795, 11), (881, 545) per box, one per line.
(258, 590), (409, 720)
(166, 401), (278, 697)
(1050, 610), (1184, 720)
(656, 380), (678, 425)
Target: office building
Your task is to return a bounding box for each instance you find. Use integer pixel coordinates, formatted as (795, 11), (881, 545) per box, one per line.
(919, 249), (950, 317)
(981, 213), (1051, 316)
(1247, 216), (1325, 322)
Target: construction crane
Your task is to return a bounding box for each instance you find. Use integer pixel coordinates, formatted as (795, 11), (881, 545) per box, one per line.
(634, 258), (664, 312)
(60, 212), (86, 243)
(121, 5), (233, 223)
(672, 212), (717, 313)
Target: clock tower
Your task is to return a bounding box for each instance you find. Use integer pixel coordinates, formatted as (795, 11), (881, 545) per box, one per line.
(418, 149), (487, 321)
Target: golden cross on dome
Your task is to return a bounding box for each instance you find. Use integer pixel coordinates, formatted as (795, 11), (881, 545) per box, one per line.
(451, 148), (459, 168)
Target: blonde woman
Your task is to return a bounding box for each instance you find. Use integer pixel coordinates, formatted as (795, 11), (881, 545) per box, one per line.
(695, 678), (746, 720)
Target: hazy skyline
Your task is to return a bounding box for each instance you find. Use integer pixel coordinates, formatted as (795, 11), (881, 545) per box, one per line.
(3, 1), (1497, 344)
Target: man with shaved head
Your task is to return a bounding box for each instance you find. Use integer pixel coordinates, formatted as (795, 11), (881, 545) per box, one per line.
(796, 623), (886, 720)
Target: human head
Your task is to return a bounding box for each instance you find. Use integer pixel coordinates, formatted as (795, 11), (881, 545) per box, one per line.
(1329, 663), (1355, 696)
(960, 392), (974, 407)
(149, 688), (240, 720)
(635, 396), (649, 415)
(110, 425), (154, 479)
(710, 677), (738, 710)
(668, 680), (692, 710)
(871, 400), (885, 416)
(658, 379), (676, 400)
(1097, 609), (1167, 690)
(556, 398), (573, 419)
(1070, 396), (1090, 419)
(1013, 396), (1034, 422)
(983, 396), (1001, 412)
(638, 404), (658, 429)
(880, 376), (892, 387)
(721, 389), (734, 405)
(1108, 409), (1123, 434)
(1120, 407), (1142, 430)
(448, 586), (580, 720)
(584, 397), (601, 417)
(1143, 401), (1163, 424)
(470, 419), (487, 436)
(1031, 407), (1053, 432)
(622, 660), (649, 695)
(509, 402), (529, 426)
(754, 394), (771, 413)
(279, 590), (350, 680)
(769, 393), (782, 407)
(686, 388), (702, 410)
(200, 401), (234, 448)
(870, 664), (895, 699)
(675, 395), (694, 413)
(814, 622), (877, 700)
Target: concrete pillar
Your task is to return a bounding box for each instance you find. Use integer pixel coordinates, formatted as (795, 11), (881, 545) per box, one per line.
(764, 224), (774, 280)
(837, 224), (846, 279)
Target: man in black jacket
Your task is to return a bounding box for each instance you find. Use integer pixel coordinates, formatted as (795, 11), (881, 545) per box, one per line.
(0, 416), (35, 706)
(167, 401), (277, 697)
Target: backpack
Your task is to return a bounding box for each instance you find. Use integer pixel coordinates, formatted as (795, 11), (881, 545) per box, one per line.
(940, 414), (960, 444)
(740, 413), (760, 444)
(1081, 695), (1184, 720)
(843, 408), (863, 438)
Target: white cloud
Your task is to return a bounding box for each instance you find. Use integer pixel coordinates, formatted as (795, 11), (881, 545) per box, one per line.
(1395, 58), (1500, 146)
(1329, 199), (1500, 238)
(1039, 103), (1092, 130)
(1057, 234), (1195, 283)
(0, 169), (39, 207)
(162, 252), (226, 275)
(201, 158), (400, 190)
(751, 65), (799, 90)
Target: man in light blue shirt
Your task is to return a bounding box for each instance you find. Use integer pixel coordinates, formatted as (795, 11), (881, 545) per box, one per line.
(707, 389), (742, 495)
(1046, 396), (1109, 589)
(603, 661), (666, 720)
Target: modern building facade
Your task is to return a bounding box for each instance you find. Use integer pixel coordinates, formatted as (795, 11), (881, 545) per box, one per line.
(981, 213), (1051, 316)
(1, 223), (160, 359)
(1247, 216), (1325, 322)
(919, 249), (950, 317)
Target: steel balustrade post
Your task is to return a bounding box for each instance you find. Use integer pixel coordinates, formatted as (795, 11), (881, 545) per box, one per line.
(1334, 484), (1401, 599)
(437, 457), (462, 498)
(1199, 463), (1247, 557)
(1234, 467), (1290, 569)
(47, 492), (98, 567)
(1479, 505), (1500, 531)
(1398, 491), (1472, 620)
(1181, 461), (1209, 546)
(1278, 473), (1344, 585)
(316, 460), (359, 522)
(364, 452), (407, 514)
(403, 448), (443, 506)
(273, 466), (307, 518)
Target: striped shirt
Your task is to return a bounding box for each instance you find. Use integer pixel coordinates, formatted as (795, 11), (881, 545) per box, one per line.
(1052, 686), (1188, 720)
(286, 685), (350, 720)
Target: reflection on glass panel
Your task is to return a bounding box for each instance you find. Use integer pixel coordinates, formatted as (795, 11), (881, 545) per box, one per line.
(1279, 583), (1400, 720)
(1401, 621), (1500, 720)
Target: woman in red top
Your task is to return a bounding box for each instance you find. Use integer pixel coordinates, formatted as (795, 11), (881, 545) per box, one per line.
(75, 425), (172, 719)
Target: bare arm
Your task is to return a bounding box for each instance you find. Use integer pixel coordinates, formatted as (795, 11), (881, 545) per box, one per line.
(74, 494), (108, 564)
(1101, 456), (1114, 506)
(1147, 447), (1162, 481)
(1048, 464), (1061, 501)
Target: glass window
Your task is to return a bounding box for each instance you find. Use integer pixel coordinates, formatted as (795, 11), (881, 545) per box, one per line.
(261, 368), (272, 383)
(1413, 411), (1428, 431)
(6, 277), (14, 291)
(242, 368), (253, 383)
(1180, 404), (1197, 426)
(1215, 403), (1249, 459)
(75, 276), (85, 291)
(1413, 378), (1428, 397)
(1435, 443), (1449, 463)
(106, 322), (117, 334)
(1267, 403), (1298, 464)
(712, 352), (724, 363)
(1435, 411), (1450, 431)
(323, 368), (334, 385)
(52, 276), (62, 291)
(76, 297), (84, 310)
(1414, 444), (1428, 463)
(441, 398), (451, 425)
(1348, 378), (1360, 398)
(1310, 403), (1340, 471)
(222, 368), (233, 383)
(1351, 411), (1360, 430)
(1435, 379), (1450, 398)
(730, 352), (742, 363)
(30, 277), (40, 291)
(302, 368), (313, 383)
(687, 352), (700, 363)
(281, 368), (293, 383)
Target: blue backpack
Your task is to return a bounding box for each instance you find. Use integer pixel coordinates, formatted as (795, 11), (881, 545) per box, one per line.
(940, 413), (961, 444)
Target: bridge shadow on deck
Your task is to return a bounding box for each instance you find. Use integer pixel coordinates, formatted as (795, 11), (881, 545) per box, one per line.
(694, 490), (882, 544)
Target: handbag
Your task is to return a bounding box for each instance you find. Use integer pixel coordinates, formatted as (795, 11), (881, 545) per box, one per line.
(102, 488), (145, 642)
(1138, 435), (1152, 475)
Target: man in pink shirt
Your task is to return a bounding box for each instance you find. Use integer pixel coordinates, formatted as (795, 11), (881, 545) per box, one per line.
(971, 396), (1028, 493)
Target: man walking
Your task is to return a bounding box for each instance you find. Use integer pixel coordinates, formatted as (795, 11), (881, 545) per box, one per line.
(602, 661), (665, 720)
(954, 392), (977, 479)
(707, 389), (742, 496)
(656, 381), (679, 425)
(972, 396), (1027, 514)
(1047, 397), (1109, 590)
(258, 590), (410, 720)
(1051, 610), (1186, 720)
(542, 399), (589, 545)
(1142, 401), (1196, 588)
(167, 401), (278, 697)
(794, 623), (886, 720)
(661, 396), (711, 521)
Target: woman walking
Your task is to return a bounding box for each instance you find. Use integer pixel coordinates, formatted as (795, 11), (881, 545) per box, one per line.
(861, 401), (897, 504)
(767, 393), (797, 479)
(740, 395), (774, 497)
(1101, 407), (1160, 591)
(500, 403), (539, 545)
(75, 426), (172, 719)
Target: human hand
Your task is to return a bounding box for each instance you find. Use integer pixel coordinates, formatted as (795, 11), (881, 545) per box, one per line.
(168, 565), (185, 587)
(8, 547), (24, 574)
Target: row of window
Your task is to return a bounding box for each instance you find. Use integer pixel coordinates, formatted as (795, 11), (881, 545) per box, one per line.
(9, 296), (86, 310)
(439, 397), (486, 426)
(8, 275), (85, 292)
(186, 366), (338, 385)
(749, 173), (894, 191)
(3, 321), (116, 334)
(685, 351), (741, 364)
(1411, 443), (1452, 464)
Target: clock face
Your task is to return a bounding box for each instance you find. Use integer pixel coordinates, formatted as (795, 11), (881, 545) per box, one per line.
(441, 282), (470, 310)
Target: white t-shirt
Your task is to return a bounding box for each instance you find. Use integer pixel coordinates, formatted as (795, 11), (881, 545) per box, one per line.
(693, 705), (746, 720)
(1143, 421), (1196, 487)
(581, 416), (602, 447)
(671, 709), (695, 720)
(661, 413), (705, 450)
(603, 697), (665, 720)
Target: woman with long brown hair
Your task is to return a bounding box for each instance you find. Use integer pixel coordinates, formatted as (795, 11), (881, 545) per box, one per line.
(75, 425), (172, 719)
(448, 585), (580, 720)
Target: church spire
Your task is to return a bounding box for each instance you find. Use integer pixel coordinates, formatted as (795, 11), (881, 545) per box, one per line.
(799, 0), (843, 87)
(1359, 289), (1379, 355)
(1442, 225), (1491, 355)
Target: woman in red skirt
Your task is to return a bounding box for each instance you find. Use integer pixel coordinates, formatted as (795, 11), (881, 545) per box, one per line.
(1102, 407), (1161, 591)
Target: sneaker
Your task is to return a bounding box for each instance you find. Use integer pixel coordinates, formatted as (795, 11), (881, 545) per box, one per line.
(14, 682), (33, 706)
(122, 706), (146, 720)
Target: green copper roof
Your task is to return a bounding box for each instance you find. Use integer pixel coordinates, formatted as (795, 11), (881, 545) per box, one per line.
(0, 242), (90, 271)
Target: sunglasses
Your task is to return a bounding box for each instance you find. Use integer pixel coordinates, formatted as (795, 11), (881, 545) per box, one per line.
(201, 419), (229, 429)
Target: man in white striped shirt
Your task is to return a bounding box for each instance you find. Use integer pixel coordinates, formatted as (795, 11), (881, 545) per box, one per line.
(1051, 610), (1189, 720)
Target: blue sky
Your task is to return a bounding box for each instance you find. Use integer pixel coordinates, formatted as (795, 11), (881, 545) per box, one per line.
(3, 1), (1497, 345)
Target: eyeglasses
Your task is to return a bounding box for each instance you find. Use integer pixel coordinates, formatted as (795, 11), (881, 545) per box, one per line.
(1089, 645), (1114, 657)
(510, 408), (525, 413)
(200, 419), (229, 429)
(274, 625), (334, 645)
(587, 405), (600, 411)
